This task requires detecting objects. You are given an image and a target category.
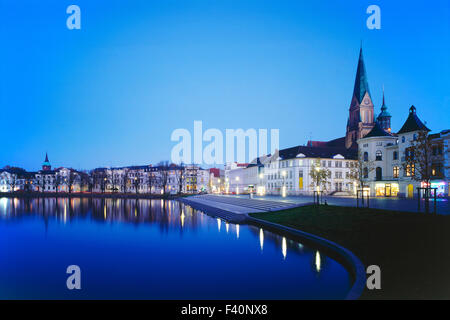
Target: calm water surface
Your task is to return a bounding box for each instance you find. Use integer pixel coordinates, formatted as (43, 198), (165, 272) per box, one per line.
(0, 197), (351, 299)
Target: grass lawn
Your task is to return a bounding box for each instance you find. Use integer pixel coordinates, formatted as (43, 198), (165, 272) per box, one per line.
(249, 205), (450, 299)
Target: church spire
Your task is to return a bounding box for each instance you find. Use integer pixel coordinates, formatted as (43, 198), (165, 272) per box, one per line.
(42, 152), (51, 171)
(352, 46), (371, 104)
(345, 45), (375, 149)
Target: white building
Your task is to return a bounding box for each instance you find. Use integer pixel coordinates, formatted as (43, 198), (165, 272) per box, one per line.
(358, 105), (449, 198)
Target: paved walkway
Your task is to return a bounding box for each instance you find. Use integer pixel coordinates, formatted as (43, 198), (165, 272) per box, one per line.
(222, 194), (450, 215)
(180, 194), (306, 223)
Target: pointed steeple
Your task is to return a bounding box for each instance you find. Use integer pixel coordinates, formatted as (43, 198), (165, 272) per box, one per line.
(377, 87), (391, 132)
(42, 152), (51, 171)
(352, 46), (371, 104)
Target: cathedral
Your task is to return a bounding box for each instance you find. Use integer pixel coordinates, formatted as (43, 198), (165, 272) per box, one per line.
(345, 47), (375, 149)
(307, 46), (377, 149)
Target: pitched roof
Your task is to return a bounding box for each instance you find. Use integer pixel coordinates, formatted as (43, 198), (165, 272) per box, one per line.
(276, 145), (357, 161)
(363, 121), (393, 138)
(397, 105), (430, 134)
(352, 47), (371, 104)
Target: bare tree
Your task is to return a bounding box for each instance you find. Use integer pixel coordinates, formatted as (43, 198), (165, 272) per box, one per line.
(38, 174), (46, 192)
(402, 130), (435, 213)
(67, 170), (78, 193)
(7, 173), (17, 193)
(309, 159), (330, 192)
(107, 170), (120, 193)
(95, 170), (108, 193)
(350, 150), (375, 189)
(79, 171), (92, 192)
(174, 163), (185, 195)
(121, 168), (130, 193)
(146, 171), (157, 194)
(132, 175), (141, 194)
(158, 161), (170, 195)
(53, 174), (62, 193)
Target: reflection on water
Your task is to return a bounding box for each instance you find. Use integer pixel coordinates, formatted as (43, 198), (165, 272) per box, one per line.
(0, 197), (351, 299)
(259, 228), (264, 251)
(315, 251), (322, 273)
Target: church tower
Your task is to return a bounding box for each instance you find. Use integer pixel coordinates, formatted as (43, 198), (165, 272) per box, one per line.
(376, 89), (392, 132)
(42, 152), (51, 171)
(345, 47), (375, 149)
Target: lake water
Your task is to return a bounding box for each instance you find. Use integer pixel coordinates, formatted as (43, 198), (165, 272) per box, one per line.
(0, 197), (351, 299)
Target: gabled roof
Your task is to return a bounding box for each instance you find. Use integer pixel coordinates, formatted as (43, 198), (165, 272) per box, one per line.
(352, 47), (371, 104)
(397, 105), (430, 134)
(363, 121), (393, 138)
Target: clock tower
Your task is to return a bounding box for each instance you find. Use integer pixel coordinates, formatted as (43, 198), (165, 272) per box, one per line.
(345, 47), (375, 149)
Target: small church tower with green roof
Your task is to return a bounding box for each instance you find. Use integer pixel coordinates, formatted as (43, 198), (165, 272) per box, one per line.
(345, 46), (375, 149)
(42, 153), (51, 171)
(376, 89), (392, 132)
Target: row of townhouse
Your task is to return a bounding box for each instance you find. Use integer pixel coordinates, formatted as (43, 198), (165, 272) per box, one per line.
(90, 164), (210, 194)
(1, 154), (211, 195)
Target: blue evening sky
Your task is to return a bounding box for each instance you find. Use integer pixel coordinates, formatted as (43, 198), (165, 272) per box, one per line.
(1, 0), (449, 171)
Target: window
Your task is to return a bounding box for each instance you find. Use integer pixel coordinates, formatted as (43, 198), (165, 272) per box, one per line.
(363, 152), (368, 162)
(376, 167), (382, 181)
(393, 151), (398, 160)
(405, 164), (415, 177)
(363, 167), (368, 179)
(375, 150), (382, 161)
(413, 133), (417, 141)
(393, 166), (399, 178)
(402, 136), (405, 143)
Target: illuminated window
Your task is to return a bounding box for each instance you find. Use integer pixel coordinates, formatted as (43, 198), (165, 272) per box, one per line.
(375, 151), (382, 161)
(393, 166), (399, 178)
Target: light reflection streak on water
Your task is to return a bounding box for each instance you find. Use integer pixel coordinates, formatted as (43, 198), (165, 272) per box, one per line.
(259, 228), (264, 251)
(315, 251), (321, 273)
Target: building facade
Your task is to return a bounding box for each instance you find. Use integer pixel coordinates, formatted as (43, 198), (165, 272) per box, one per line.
(358, 105), (449, 198)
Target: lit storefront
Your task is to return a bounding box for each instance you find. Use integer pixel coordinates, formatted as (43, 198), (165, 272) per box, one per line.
(422, 181), (447, 198)
(375, 183), (399, 197)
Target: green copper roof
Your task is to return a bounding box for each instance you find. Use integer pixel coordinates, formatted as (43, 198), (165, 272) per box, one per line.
(377, 92), (391, 118)
(352, 47), (371, 104)
(42, 153), (51, 166)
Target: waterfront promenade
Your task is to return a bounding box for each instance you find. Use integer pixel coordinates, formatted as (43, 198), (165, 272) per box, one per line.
(226, 194), (450, 215)
(180, 194), (306, 223)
